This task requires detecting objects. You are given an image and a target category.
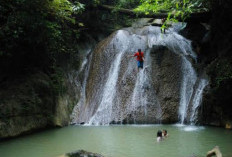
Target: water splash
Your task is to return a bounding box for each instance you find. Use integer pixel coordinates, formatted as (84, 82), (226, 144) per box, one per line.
(182, 126), (205, 132)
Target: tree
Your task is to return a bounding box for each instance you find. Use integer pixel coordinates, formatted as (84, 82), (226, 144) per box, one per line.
(0, 0), (84, 73)
(134, 0), (210, 30)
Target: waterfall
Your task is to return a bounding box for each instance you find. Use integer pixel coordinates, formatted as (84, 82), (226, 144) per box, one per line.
(131, 70), (149, 116)
(88, 50), (125, 125)
(179, 57), (197, 124)
(128, 49), (162, 123)
(146, 25), (203, 124)
(190, 79), (208, 124)
(70, 49), (92, 124)
(71, 23), (208, 125)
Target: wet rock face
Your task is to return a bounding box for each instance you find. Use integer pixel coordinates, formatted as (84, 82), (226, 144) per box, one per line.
(150, 46), (182, 123)
(73, 25), (199, 125)
(0, 72), (55, 139)
(0, 71), (79, 139)
(120, 46), (182, 124)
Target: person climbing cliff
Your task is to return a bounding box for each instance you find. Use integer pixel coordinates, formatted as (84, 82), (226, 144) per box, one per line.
(128, 49), (145, 72)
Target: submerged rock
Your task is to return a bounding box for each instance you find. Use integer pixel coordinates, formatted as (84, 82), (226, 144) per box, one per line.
(58, 150), (104, 157)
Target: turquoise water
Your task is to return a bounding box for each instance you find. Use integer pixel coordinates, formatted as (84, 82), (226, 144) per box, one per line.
(0, 125), (231, 157)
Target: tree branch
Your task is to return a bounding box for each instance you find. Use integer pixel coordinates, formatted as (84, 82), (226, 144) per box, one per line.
(97, 5), (211, 22)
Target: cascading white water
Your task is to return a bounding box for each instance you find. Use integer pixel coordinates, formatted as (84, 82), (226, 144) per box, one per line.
(179, 57), (197, 124)
(71, 49), (92, 124)
(71, 23), (208, 125)
(131, 69), (149, 116)
(128, 49), (162, 123)
(85, 30), (132, 125)
(148, 28), (197, 59)
(88, 50), (125, 125)
(146, 25), (200, 124)
(190, 79), (208, 124)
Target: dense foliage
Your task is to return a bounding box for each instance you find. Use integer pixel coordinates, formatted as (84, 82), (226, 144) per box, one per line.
(78, 0), (139, 32)
(135, 0), (210, 17)
(134, 0), (210, 30)
(136, 0), (209, 13)
(90, 0), (140, 9)
(87, 0), (210, 31)
(0, 0), (84, 74)
(0, 0), (86, 97)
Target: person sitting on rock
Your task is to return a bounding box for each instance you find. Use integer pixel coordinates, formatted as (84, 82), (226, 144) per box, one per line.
(157, 130), (163, 142)
(128, 49), (145, 72)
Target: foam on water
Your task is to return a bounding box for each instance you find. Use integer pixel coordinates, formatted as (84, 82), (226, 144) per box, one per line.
(173, 123), (186, 127)
(182, 126), (205, 132)
(173, 124), (205, 131)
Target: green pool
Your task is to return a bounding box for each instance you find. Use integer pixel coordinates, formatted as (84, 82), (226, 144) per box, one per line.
(0, 125), (231, 157)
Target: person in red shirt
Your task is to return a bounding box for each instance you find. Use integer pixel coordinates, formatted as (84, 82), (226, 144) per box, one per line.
(129, 49), (145, 72)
